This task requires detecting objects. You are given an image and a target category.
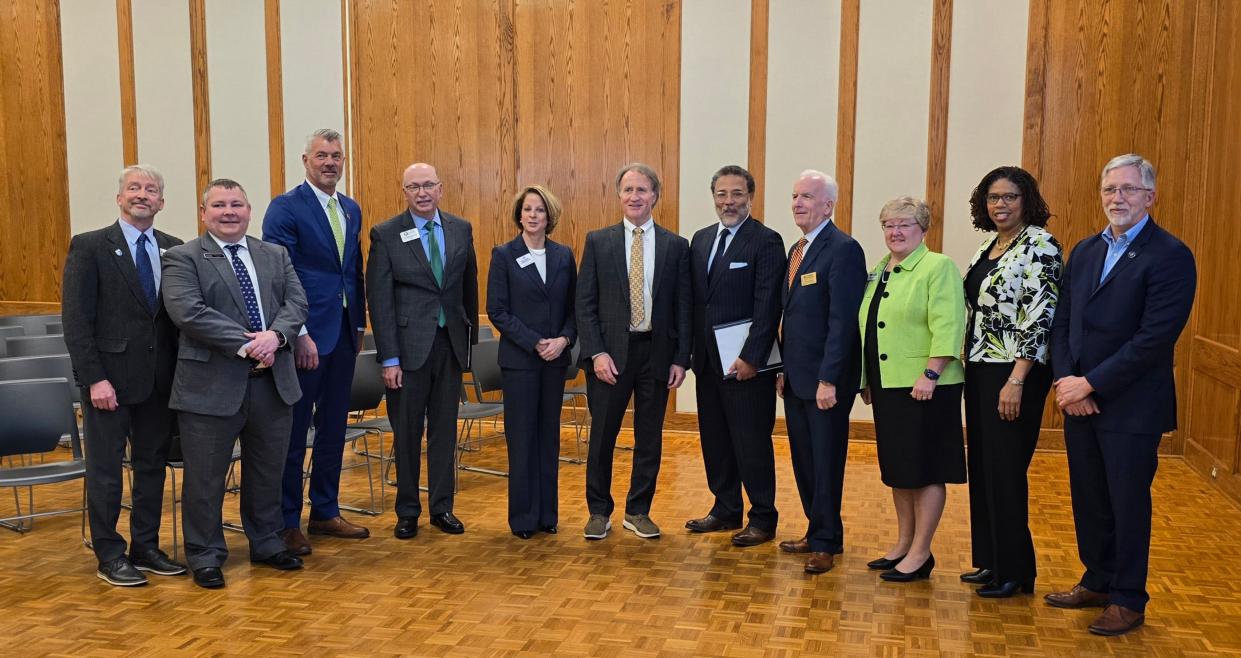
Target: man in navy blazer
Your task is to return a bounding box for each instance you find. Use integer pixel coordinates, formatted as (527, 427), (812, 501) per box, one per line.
(686, 165), (785, 547)
(1047, 154), (1196, 636)
(776, 170), (867, 574)
(262, 129), (369, 554)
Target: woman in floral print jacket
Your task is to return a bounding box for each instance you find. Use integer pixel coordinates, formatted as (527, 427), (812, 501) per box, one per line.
(960, 166), (1063, 599)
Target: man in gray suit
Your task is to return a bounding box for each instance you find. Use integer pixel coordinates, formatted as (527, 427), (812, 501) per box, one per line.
(62, 164), (186, 586)
(161, 179), (308, 589)
(367, 163), (479, 540)
(577, 162), (691, 541)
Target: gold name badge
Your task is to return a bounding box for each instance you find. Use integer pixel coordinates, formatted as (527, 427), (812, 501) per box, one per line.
(801, 272), (817, 286)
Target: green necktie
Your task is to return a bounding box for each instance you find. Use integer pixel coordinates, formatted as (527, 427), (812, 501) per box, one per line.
(426, 221), (446, 327)
(327, 197), (347, 307)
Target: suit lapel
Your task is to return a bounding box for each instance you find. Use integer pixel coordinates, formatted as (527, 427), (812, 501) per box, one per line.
(106, 222), (155, 316)
(298, 182), (340, 272)
(1092, 221), (1156, 298)
(707, 219), (753, 298)
(202, 236), (252, 323)
(510, 236), (547, 296)
(783, 223), (831, 307)
(651, 224), (669, 300)
(401, 211), (437, 285)
(544, 241), (564, 291)
(609, 224), (631, 310)
(247, 237), (281, 326)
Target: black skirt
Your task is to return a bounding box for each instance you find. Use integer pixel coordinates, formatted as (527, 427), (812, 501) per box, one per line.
(864, 271), (966, 489)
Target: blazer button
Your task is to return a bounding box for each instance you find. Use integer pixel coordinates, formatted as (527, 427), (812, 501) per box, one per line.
(879, 354), (888, 361)
(893, 266), (902, 273)
(882, 292), (890, 298)
(877, 321), (886, 329)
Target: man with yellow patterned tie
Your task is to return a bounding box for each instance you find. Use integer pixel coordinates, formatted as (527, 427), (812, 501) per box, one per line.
(576, 163), (692, 540)
(262, 129), (370, 556)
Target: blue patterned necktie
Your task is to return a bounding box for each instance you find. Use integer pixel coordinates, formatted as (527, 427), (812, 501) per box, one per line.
(224, 244), (264, 332)
(135, 233), (157, 312)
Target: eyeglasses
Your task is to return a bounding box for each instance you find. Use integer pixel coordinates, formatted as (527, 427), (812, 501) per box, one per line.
(1100, 185), (1150, 198)
(404, 181), (441, 192)
(881, 222), (920, 233)
(713, 190), (750, 201)
(986, 193), (1021, 205)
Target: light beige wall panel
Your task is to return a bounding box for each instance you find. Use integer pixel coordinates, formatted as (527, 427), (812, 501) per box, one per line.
(941, 0), (1029, 268)
(60, 1), (124, 234)
(677, 0), (752, 413)
(206, 0), (270, 232)
(763, 0), (841, 248)
(851, 0), (932, 263)
(132, 0), (198, 239)
(280, 0), (346, 194)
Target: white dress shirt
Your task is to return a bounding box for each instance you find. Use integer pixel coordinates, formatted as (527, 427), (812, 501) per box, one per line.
(622, 217), (656, 332)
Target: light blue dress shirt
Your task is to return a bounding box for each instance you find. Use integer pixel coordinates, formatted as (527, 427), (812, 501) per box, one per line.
(117, 218), (161, 291)
(1099, 214), (1149, 283)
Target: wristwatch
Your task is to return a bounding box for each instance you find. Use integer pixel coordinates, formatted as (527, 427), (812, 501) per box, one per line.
(923, 368), (940, 381)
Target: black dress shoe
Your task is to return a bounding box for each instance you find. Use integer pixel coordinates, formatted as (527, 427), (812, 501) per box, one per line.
(430, 512), (465, 534)
(977, 580), (1035, 598)
(251, 551), (304, 571)
(685, 514), (743, 533)
(880, 554), (935, 582)
(97, 557), (148, 587)
(866, 554), (907, 571)
(512, 530), (535, 539)
(960, 567), (993, 584)
(539, 525), (558, 534)
(394, 517), (418, 539)
(130, 548), (188, 576)
(193, 567), (225, 589)
(731, 526), (775, 547)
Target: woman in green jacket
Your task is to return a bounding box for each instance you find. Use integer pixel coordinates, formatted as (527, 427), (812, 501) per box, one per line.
(859, 196), (967, 582)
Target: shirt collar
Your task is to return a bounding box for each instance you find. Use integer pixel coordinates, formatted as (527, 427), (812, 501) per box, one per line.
(117, 218), (154, 245)
(623, 217), (654, 233)
(306, 180), (338, 207)
(718, 216), (749, 236)
(1101, 214), (1150, 245)
(801, 216), (832, 245)
(208, 232), (247, 250)
(411, 209), (441, 229)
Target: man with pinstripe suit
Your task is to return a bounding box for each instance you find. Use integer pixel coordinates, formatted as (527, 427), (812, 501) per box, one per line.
(686, 165), (785, 547)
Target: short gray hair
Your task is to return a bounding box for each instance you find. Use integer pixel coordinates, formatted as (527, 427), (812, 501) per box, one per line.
(305, 128), (343, 153)
(1101, 153), (1156, 190)
(879, 196), (932, 231)
(799, 169), (839, 202)
(614, 162), (661, 200)
(118, 164), (165, 194)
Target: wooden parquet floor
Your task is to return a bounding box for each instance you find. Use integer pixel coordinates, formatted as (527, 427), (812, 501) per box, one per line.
(2, 424), (1240, 657)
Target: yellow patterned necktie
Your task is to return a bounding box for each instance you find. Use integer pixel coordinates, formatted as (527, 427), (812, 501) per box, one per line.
(326, 197), (345, 263)
(629, 227), (645, 327)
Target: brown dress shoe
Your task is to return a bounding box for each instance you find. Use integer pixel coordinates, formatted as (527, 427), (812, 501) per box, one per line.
(279, 528), (312, 556)
(731, 526), (775, 547)
(307, 516), (371, 539)
(804, 552), (835, 573)
(1044, 584), (1109, 609)
(779, 537), (811, 554)
(1088, 604), (1145, 636)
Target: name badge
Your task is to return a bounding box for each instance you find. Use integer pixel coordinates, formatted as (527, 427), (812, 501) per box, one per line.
(203, 252), (225, 259)
(159, 248), (167, 255)
(516, 253), (535, 268)
(801, 272), (818, 286)
(400, 228), (420, 243)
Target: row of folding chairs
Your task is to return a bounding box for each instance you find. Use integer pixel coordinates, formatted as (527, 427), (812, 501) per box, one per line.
(0, 314), (62, 337)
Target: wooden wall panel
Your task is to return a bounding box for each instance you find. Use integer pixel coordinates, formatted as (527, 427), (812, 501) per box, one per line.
(0, 0), (69, 309)
(747, 0), (768, 216)
(1022, 0), (1198, 448)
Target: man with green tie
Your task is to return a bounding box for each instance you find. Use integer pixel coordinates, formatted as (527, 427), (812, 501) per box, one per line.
(366, 163), (479, 540)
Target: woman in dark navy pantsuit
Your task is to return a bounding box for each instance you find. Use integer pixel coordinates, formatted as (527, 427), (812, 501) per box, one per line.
(486, 185), (577, 538)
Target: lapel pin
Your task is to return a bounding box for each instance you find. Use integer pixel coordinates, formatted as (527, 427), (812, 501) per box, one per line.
(114, 248), (123, 256)
(1128, 251), (1136, 259)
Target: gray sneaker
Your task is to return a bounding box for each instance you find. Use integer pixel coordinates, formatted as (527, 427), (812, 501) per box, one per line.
(583, 514), (611, 540)
(623, 514), (661, 538)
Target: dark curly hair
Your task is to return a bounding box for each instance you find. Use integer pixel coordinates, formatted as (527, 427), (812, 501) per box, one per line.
(968, 166), (1051, 231)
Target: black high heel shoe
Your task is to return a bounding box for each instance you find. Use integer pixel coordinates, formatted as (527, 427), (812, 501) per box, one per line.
(867, 554), (907, 570)
(880, 554), (935, 582)
(960, 568), (993, 584)
(976, 580), (1035, 598)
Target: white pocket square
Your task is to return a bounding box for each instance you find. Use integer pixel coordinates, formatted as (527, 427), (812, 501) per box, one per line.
(728, 262), (748, 270)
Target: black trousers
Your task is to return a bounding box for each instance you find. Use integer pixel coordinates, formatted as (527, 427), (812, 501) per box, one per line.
(694, 370), (778, 531)
(783, 387), (855, 554)
(1064, 417), (1161, 613)
(585, 333), (668, 517)
(963, 361), (1051, 583)
(388, 328), (462, 519)
(177, 374), (291, 571)
(501, 365), (566, 532)
(82, 388), (174, 563)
